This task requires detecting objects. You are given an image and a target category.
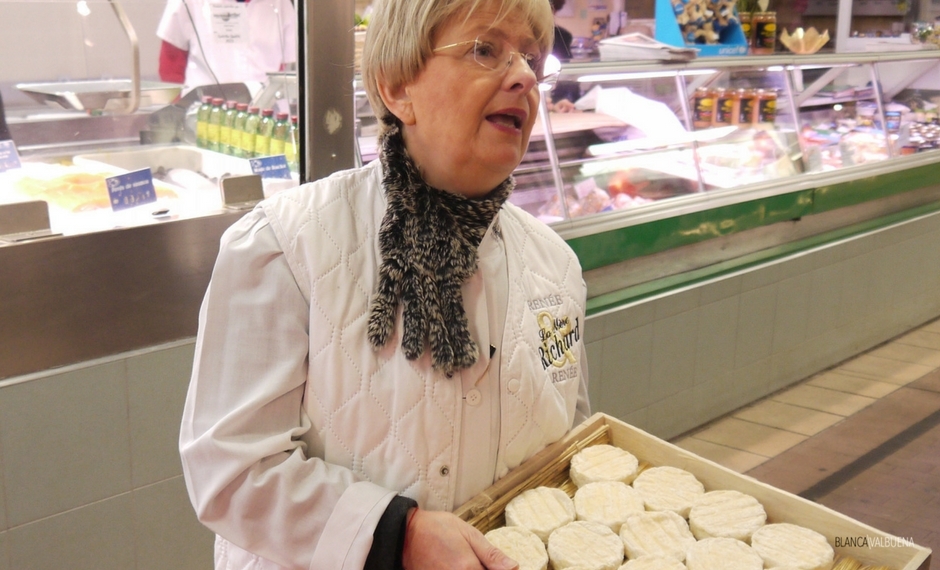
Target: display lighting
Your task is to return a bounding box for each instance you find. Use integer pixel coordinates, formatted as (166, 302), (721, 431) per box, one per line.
(540, 55), (562, 92)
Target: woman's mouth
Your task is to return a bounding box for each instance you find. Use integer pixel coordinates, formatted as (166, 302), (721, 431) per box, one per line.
(486, 109), (527, 131)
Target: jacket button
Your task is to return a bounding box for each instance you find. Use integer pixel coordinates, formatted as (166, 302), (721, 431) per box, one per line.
(466, 388), (482, 406)
(507, 378), (521, 394)
(439, 466), (450, 476)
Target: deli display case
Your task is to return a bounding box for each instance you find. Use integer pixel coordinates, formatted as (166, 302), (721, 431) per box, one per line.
(516, 51), (940, 301)
(499, 51), (940, 230)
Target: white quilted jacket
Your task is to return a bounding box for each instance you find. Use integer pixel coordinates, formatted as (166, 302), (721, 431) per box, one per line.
(180, 159), (590, 570)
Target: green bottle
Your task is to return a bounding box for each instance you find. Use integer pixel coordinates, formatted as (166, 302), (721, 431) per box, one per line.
(207, 97), (224, 152)
(285, 115), (299, 172)
(241, 106), (261, 158)
(220, 100), (238, 155)
(231, 103), (249, 159)
(269, 112), (290, 156)
(253, 108), (275, 158)
(196, 95), (213, 148)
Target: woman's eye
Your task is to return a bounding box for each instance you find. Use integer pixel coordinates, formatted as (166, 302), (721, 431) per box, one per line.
(474, 42), (499, 60)
(524, 54), (540, 71)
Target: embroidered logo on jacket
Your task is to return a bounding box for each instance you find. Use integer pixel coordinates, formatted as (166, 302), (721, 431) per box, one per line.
(537, 311), (580, 370)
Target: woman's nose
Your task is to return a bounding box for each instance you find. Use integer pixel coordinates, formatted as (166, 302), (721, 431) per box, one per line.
(504, 52), (538, 90)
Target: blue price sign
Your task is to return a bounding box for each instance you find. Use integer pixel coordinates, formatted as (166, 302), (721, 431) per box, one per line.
(105, 168), (158, 211)
(0, 139), (22, 173)
(249, 155), (292, 180)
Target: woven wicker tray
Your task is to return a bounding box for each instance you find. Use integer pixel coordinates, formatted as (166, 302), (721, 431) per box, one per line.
(454, 413), (931, 570)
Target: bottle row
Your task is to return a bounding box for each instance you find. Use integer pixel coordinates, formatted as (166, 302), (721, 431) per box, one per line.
(195, 97), (299, 172)
(691, 87), (778, 130)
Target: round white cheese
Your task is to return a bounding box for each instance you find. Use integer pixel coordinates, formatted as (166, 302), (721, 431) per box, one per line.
(484, 526), (548, 570)
(505, 486), (576, 543)
(618, 510), (696, 562)
(631, 466), (705, 518)
(686, 537), (764, 570)
(548, 520), (625, 570)
(751, 523), (834, 570)
(574, 481), (645, 533)
(688, 489), (767, 541)
(569, 444), (640, 487)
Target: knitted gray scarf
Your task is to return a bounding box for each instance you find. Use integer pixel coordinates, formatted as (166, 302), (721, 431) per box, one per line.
(367, 118), (513, 375)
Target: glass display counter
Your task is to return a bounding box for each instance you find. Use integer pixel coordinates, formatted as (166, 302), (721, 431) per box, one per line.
(519, 51), (940, 232)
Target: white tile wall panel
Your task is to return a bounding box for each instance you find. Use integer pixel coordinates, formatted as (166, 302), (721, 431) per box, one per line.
(6, 494), (135, 570)
(0, 361), (131, 527)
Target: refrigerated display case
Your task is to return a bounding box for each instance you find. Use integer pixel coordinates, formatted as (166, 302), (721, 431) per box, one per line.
(353, 48), (940, 309)
(0, 0), (301, 381)
(505, 51), (940, 229)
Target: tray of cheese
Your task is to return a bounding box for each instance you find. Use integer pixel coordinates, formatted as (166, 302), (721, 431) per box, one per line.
(454, 412), (931, 570)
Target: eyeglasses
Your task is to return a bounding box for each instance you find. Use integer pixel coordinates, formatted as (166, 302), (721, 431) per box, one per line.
(433, 35), (557, 85)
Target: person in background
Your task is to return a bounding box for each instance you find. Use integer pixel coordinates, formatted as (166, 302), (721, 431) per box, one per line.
(551, 0), (573, 60)
(178, 0), (590, 567)
(157, 0), (297, 91)
(549, 0), (580, 111)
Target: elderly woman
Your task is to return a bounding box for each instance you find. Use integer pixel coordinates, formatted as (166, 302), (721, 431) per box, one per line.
(179, 0), (590, 568)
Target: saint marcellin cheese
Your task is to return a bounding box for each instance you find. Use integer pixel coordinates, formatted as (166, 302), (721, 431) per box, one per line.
(569, 444), (640, 487)
(750, 523), (835, 570)
(484, 526), (548, 570)
(505, 486), (576, 542)
(685, 537), (764, 570)
(618, 510), (696, 562)
(617, 555), (687, 570)
(631, 466), (705, 518)
(547, 520), (625, 570)
(574, 481), (645, 533)
(688, 489), (767, 541)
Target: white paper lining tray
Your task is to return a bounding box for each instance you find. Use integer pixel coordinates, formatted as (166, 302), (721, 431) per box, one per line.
(16, 79), (181, 112)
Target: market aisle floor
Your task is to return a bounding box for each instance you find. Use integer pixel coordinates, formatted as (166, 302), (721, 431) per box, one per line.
(672, 317), (940, 557)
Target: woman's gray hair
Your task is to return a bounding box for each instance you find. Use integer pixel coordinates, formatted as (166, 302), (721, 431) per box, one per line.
(361, 0), (554, 128)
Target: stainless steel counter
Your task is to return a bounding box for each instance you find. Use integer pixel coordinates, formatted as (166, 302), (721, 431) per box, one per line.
(0, 211), (243, 381)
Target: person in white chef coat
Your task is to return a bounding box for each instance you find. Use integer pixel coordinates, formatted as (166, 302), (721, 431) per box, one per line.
(178, 0), (591, 568)
(156, 0), (297, 91)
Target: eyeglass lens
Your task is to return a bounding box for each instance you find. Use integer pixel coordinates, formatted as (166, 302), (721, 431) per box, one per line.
(471, 37), (542, 79)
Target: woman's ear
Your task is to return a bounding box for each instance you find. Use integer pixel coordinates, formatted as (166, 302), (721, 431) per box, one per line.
(377, 80), (416, 126)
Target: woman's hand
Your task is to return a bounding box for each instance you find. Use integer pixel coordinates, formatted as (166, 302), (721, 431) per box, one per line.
(402, 509), (519, 570)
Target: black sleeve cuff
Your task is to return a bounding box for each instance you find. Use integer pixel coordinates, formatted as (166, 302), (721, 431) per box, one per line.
(364, 495), (418, 570)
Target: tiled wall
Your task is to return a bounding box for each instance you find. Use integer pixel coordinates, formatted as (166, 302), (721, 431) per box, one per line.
(585, 208), (940, 441)
(3, 208), (940, 568)
(0, 342), (213, 570)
